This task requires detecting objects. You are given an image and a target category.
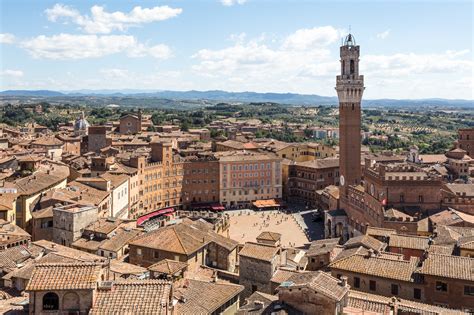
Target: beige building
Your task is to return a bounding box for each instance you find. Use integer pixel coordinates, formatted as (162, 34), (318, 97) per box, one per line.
(216, 151), (282, 209)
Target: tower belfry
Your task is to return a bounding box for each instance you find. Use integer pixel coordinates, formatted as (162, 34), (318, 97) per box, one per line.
(336, 33), (365, 192)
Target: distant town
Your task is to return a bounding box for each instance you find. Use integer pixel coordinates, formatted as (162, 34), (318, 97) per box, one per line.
(0, 33), (472, 315)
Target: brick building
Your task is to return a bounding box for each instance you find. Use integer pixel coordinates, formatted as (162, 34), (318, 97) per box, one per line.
(457, 128), (474, 158)
(285, 158), (339, 207)
(119, 113), (142, 135)
(181, 155), (220, 208)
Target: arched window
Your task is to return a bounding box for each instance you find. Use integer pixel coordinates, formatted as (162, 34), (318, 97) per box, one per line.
(350, 59), (355, 74)
(63, 292), (80, 311)
(43, 292), (59, 310)
(342, 60), (345, 75)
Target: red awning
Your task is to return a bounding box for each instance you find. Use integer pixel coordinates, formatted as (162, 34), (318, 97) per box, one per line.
(137, 208), (174, 226)
(211, 204), (225, 211)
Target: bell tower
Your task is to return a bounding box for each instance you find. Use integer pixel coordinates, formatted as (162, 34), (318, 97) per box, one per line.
(336, 34), (364, 192)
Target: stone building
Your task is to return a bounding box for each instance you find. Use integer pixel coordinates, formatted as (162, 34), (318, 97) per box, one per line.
(52, 204), (98, 247)
(238, 242), (284, 298)
(305, 238), (342, 271)
(87, 126), (111, 153)
(129, 219), (238, 272)
(277, 271), (350, 315)
(26, 262), (103, 314)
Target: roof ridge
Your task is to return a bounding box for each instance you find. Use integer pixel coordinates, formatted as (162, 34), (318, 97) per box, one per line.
(173, 226), (188, 255)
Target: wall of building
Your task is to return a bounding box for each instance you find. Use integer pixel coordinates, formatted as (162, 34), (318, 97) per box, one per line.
(278, 287), (340, 315)
(219, 157), (282, 208)
(422, 275), (474, 310)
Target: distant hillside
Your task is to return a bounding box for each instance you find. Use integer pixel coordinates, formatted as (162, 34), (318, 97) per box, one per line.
(0, 90), (65, 97)
(0, 89), (472, 107)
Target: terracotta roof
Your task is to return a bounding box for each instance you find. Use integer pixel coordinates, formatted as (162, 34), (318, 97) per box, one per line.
(270, 268), (304, 284)
(239, 242), (279, 262)
(100, 172), (129, 188)
(343, 235), (386, 252)
(131, 220), (237, 255)
(384, 208), (414, 220)
(347, 290), (466, 315)
(419, 254), (474, 281)
(31, 137), (64, 147)
(329, 253), (418, 282)
(84, 218), (122, 236)
(458, 235), (474, 250)
(237, 291), (279, 314)
(306, 238), (341, 257)
(174, 279), (244, 314)
(278, 271), (349, 301)
(26, 262), (102, 291)
(427, 244), (454, 256)
(11, 165), (69, 195)
(333, 246), (369, 262)
(90, 280), (172, 315)
(148, 259), (188, 275)
(388, 234), (429, 251)
(71, 238), (102, 252)
(444, 183), (474, 197)
(297, 158), (339, 169)
(99, 228), (142, 253)
(256, 231), (281, 242)
(366, 226), (396, 238)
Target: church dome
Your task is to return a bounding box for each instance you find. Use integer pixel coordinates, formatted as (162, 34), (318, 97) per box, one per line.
(344, 33), (356, 46)
(74, 112), (90, 131)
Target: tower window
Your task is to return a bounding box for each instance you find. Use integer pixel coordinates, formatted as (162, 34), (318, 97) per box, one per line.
(350, 59), (355, 74)
(342, 60), (345, 75)
(352, 104), (354, 110)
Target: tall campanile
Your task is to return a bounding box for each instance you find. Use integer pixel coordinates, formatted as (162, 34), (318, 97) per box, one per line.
(336, 34), (364, 193)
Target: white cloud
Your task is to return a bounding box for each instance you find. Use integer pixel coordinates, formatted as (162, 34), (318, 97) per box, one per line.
(376, 29), (391, 39)
(0, 33), (15, 44)
(45, 3), (182, 34)
(363, 50), (473, 76)
(191, 26), (339, 92)
(191, 26), (473, 98)
(99, 68), (129, 78)
(20, 33), (172, 60)
(0, 69), (24, 77)
(282, 26), (342, 50)
(221, 0), (247, 6)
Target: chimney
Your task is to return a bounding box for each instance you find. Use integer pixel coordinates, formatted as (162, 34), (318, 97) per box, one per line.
(339, 276), (348, 287)
(367, 248), (375, 258)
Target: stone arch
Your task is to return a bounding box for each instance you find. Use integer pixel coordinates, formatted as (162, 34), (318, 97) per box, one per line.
(326, 219), (332, 237)
(43, 292), (59, 311)
(63, 292), (80, 311)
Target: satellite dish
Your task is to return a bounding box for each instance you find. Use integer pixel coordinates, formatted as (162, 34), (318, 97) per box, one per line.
(340, 175), (345, 186)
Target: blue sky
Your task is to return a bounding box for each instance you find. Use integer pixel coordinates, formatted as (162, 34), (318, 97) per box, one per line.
(0, 0), (473, 99)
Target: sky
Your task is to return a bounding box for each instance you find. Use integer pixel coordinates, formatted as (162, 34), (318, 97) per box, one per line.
(0, 0), (473, 99)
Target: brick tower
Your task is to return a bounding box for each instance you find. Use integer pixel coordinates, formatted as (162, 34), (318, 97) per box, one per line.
(336, 34), (364, 193)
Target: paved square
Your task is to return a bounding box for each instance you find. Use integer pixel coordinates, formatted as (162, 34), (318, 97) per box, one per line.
(224, 210), (309, 247)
